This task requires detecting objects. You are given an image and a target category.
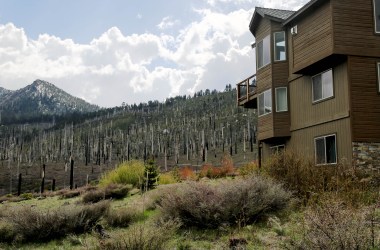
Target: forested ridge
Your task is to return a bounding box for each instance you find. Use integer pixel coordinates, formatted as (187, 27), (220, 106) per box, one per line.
(0, 87), (257, 194)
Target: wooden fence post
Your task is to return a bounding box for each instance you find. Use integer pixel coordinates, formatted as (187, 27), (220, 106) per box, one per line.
(17, 173), (22, 196)
(52, 179), (56, 191)
(41, 164), (46, 194)
(70, 159), (74, 190)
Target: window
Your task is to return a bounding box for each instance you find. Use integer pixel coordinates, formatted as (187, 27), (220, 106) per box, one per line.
(374, 0), (380, 33)
(276, 87), (288, 112)
(257, 35), (271, 69)
(377, 62), (380, 93)
(271, 145), (285, 154)
(315, 134), (337, 165)
(258, 89), (272, 116)
(274, 32), (286, 61)
(312, 69), (333, 102)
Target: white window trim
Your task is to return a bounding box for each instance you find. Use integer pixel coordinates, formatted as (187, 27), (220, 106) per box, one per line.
(311, 68), (334, 103)
(256, 35), (271, 70)
(270, 144), (285, 154)
(275, 87), (288, 112)
(273, 31), (286, 62)
(258, 89), (272, 117)
(314, 134), (337, 166)
(373, 0), (380, 34)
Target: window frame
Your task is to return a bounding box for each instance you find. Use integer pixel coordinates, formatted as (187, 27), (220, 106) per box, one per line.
(314, 134), (337, 165)
(275, 87), (288, 112)
(256, 34), (271, 70)
(270, 144), (285, 154)
(273, 31), (286, 62)
(373, 0), (380, 34)
(258, 89), (272, 117)
(311, 68), (334, 103)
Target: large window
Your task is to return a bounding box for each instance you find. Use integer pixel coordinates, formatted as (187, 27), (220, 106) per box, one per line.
(258, 89), (272, 116)
(276, 87), (288, 112)
(374, 0), (380, 33)
(274, 32), (286, 61)
(312, 69), (334, 103)
(257, 35), (271, 69)
(315, 134), (337, 165)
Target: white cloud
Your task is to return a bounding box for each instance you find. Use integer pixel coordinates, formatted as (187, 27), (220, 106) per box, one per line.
(0, 0), (307, 107)
(157, 16), (180, 30)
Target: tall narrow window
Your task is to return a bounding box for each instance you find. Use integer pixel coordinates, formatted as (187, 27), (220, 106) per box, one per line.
(258, 89), (272, 116)
(276, 87), (288, 112)
(274, 31), (286, 61)
(312, 69), (333, 103)
(257, 35), (271, 69)
(315, 134), (337, 165)
(374, 0), (380, 33)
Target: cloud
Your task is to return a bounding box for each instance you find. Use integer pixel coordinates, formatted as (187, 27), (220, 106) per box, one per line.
(157, 16), (180, 30)
(0, 0), (307, 107)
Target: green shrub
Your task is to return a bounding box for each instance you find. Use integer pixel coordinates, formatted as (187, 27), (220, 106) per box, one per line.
(238, 161), (260, 176)
(19, 193), (34, 200)
(5, 201), (109, 242)
(99, 160), (145, 188)
(158, 172), (178, 185)
(290, 199), (379, 249)
(158, 176), (292, 228)
(102, 219), (180, 250)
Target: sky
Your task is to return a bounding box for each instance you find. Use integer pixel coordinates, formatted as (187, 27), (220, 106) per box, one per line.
(0, 0), (309, 107)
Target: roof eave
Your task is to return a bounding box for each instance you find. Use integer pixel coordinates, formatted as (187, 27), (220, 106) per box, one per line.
(283, 0), (327, 26)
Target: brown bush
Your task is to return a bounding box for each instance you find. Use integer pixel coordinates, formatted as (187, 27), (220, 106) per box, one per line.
(290, 199), (380, 249)
(104, 207), (145, 227)
(4, 201), (109, 243)
(158, 176), (292, 228)
(263, 150), (379, 205)
(82, 184), (131, 203)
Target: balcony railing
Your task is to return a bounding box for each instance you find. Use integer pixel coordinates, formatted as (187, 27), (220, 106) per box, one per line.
(236, 74), (257, 105)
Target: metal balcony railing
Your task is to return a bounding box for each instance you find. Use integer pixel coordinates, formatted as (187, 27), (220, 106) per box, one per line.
(236, 74), (256, 104)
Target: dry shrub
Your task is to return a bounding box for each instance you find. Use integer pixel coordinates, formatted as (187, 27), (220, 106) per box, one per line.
(199, 164), (220, 178)
(158, 176), (292, 228)
(264, 150), (379, 205)
(101, 218), (180, 250)
(104, 207), (145, 227)
(158, 172), (178, 185)
(179, 166), (197, 181)
(0, 219), (15, 243)
(291, 199), (380, 249)
(238, 161), (260, 176)
(5, 201), (109, 243)
(58, 189), (81, 199)
(83, 184), (131, 203)
(220, 153), (235, 176)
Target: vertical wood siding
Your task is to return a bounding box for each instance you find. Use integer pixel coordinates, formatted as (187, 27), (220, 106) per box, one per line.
(289, 61), (350, 131)
(332, 0), (380, 57)
(292, 0), (334, 73)
(349, 56), (380, 142)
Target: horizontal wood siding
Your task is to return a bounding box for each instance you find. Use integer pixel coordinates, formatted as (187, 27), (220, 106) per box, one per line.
(288, 118), (352, 164)
(333, 0), (380, 57)
(258, 113), (274, 140)
(349, 56), (380, 142)
(290, 61), (350, 131)
(292, 0), (333, 73)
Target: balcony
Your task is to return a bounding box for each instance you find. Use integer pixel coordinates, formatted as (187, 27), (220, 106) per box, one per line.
(236, 74), (257, 108)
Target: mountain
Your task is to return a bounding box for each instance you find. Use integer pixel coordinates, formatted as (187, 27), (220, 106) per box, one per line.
(0, 80), (99, 119)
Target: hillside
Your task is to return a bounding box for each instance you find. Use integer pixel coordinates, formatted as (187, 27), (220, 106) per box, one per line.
(0, 89), (258, 195)
(0, 80), (99, 124)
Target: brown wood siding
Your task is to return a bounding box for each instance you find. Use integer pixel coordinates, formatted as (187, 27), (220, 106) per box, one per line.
(258, 113), (274, 141)
(290, 61), (350, 131)
(287, 117), (352, 164)
(292, 0), (334, 73)
(332, 0), (380, 57)
(349, 56), (380, 142)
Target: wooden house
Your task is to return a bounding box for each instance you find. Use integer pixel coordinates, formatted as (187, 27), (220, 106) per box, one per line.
(237, 0), (380, 167)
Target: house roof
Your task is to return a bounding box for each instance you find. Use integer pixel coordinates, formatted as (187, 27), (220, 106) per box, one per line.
(249, 7), (295, 35)
(283, 0), (328, 26)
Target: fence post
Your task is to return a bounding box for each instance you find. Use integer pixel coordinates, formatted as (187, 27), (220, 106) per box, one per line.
(17, 173), (22, 196)
(52, 179), (56, 191)
(70, 159), (74, 190)
(40, 164), (46, 194)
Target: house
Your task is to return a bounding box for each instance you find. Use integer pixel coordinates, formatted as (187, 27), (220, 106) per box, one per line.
(237, 0), (380, 168)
